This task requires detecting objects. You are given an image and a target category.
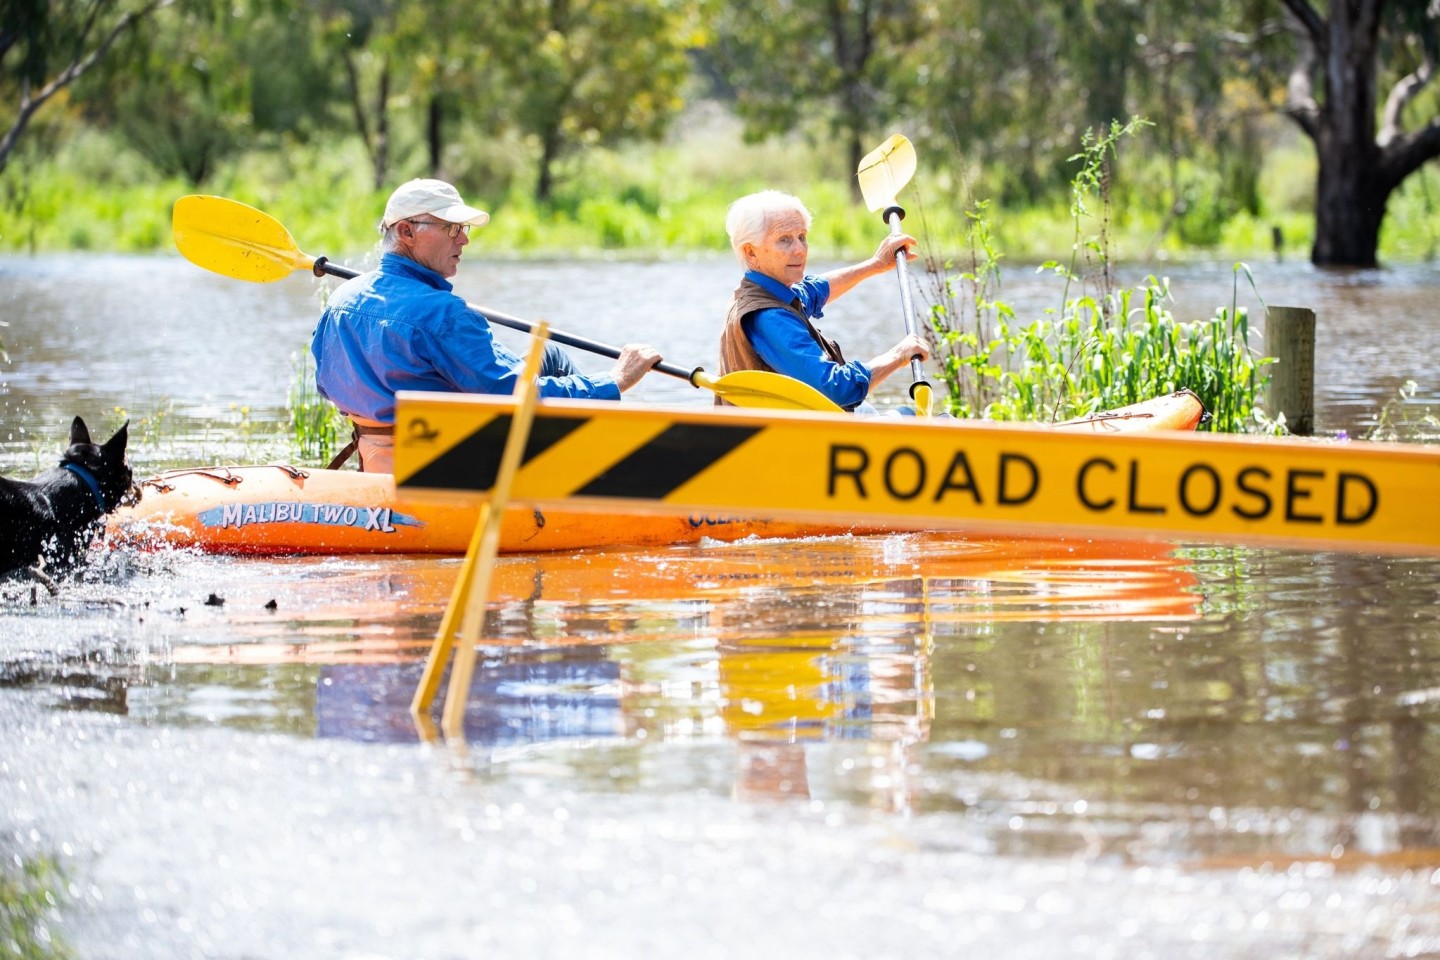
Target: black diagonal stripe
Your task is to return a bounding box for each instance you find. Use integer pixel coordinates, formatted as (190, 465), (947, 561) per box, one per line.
(403, 414), (586, 491)
(575, 423), (763, 500)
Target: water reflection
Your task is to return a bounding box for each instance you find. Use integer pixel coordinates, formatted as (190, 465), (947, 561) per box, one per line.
(8, 258), (1440, 956)
(126, 535), (1199, 814)
(5, 526), (1440, 949)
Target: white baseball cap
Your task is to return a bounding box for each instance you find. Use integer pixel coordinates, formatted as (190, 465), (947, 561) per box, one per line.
(379, 178), (490, 232)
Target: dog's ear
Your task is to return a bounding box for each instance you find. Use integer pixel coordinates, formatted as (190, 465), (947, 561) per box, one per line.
(103, 421), (130, 458)
(69, 416), (92, 446)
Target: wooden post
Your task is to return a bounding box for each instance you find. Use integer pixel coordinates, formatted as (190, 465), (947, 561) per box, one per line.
(409, 324), (551, 742)
(1265, 305), (1315, 436)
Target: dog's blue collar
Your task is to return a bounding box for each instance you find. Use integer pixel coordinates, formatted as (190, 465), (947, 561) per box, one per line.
(63, 462), (107, 512)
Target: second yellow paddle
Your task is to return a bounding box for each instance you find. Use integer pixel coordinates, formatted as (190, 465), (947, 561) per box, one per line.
(857, 134), (933, 417)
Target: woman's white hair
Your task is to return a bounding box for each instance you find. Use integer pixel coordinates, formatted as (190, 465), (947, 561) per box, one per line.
(725, 190), (812, 266)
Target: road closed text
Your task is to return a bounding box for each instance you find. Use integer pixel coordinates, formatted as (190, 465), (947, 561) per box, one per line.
(826, 443), (1381, 528)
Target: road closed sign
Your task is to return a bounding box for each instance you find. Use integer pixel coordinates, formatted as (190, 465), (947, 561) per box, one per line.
(393, 392), (1440, 555)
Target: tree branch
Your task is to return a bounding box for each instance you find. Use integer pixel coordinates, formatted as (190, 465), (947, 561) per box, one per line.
(1379, 23), (1439, 146)
(342, 50), (374, 158)
(1279, 0), (1325, 48)
(0, 0), (174, 173)
(1282, 10), (1321, 141)
(1379, 117), (1440, 188)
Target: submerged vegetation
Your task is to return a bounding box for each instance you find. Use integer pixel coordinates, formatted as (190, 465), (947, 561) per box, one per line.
(0, 850), (71, 959)
(288, 349), (347, 464)
(1365, 380), (1440, 443)
(921, 120), (1277, 434)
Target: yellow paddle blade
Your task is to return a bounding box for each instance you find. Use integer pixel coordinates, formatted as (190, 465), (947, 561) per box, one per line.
(172, 195), (316, 282)
(857, 134), (917, 212)
(695, 370), (844, 412)
(911, 381), (934, 418)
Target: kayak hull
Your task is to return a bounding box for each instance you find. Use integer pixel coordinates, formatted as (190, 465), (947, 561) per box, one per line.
(109, 390), (1205, 556)
(109, 465), (848, 555)
(1053, 388), (1205, 432)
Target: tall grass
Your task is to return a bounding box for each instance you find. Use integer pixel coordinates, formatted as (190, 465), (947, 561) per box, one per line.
(1365, 380), (1440, 442)
(288, 348), (347, 464)
(920, 120), (1278, 433)
(0, 851), (72, 959)
(6, 113), (1439, 263)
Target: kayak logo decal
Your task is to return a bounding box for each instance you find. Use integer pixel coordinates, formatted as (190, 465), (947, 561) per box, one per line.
(404, 418), (441, 444)
(196, 501), (426, 533)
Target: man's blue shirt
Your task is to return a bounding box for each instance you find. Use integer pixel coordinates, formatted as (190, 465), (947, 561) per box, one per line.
(311, 253), (619, 423)
(741, 270), (872, 410)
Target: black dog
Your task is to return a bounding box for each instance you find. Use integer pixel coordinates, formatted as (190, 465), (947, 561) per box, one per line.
(0, 416), (135, 583)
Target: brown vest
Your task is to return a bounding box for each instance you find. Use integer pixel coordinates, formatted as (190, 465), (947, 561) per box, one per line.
(716, 278), (847, 407)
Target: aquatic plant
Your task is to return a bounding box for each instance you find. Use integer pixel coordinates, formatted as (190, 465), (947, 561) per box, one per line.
(287, 347), (345, 463)
(918, 119), (1277, 434)
(107, 400), (175, 451)
(1365, 379), (1440, 443)
(0, 851), (73, 959)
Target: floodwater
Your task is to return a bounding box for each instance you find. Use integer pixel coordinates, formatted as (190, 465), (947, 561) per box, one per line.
(2, 252), (1440, 958)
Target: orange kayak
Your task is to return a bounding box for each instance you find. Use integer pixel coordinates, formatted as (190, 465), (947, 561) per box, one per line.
(109, 390), (1204, 555)
(108, 465), (838, 555)
(1053, 388), (1206, 432)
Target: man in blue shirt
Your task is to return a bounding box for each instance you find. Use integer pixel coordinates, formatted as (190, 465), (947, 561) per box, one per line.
(716, 190), (929, 412)
(312, 178), (661, 472)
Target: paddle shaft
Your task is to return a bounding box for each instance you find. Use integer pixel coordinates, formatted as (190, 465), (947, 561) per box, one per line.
(310, 256), (703, 386)
(879, 206), (928, 397)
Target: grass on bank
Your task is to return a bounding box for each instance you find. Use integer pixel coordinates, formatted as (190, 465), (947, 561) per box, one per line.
(6, 115), (1438, 462)
(5, 110), (1439, 264)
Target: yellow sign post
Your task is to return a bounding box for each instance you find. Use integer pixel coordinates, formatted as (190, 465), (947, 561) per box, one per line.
(393, 394), (1440, 556)
(408, 326), (551, 741)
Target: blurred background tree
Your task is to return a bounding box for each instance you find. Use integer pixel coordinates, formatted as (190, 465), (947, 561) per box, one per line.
(1279, 0), (1440, 266)
(3, 0), (1438, 266)
(0, 0), (174, 173)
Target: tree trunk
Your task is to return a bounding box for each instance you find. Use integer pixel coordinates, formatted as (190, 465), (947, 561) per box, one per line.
(1308, 3), (1384, 266)
(848, 128), (865, 206)
(1276, 0), (1440, 267)
(1311, 138), (1389, 266)
(536, 126), (560, 203)
(372, 66), (390, 191)
(427, 94), (443, 176)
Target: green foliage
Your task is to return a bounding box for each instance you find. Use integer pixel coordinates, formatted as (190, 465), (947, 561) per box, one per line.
(484, 0), (695, 202)
(288, 347), (347, 465)
(1365, 380), (1440, 443)
(6, 0), (1440, 270)
(71, 3), (261, 184)
(922, 120), (1277, 434)
(0, 851), (72, 959)
(700, 0), (923, 193)
(5, 104), (1440, 267)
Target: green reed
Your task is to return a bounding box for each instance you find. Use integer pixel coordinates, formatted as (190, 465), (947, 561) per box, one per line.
(1365, 379), (1440, 442)
(107, 400), (175, 451)
(287, 348), (345, 463)
(0, 850), (73, 959)
(921, 120), (1276, 434)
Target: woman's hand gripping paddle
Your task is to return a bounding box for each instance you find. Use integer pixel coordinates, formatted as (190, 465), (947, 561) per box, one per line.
(856, 134), (933, 417)
(171, 195), (843, 413)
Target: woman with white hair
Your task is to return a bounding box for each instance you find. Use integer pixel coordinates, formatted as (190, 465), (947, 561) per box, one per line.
(716, 189), (929, 412)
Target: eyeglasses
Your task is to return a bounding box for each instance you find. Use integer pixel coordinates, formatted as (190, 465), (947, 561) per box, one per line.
(404, 218), (470, 238)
